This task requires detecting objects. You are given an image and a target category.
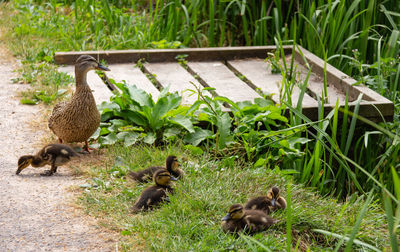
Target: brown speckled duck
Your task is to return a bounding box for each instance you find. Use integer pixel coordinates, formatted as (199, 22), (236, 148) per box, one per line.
(17, 144), (79, 176)
(128, 155), (183, 183)
(221, 204), (278, 235)
(48, 55), (110, 153)
(131, 169), (178, 213)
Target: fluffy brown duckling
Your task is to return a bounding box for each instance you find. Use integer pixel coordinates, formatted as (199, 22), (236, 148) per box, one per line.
(131, 169), (178, 213)
(268, 186), (287, 211)
(244, 186), (286, 213)
(244, 195), (273, 214)
(221, 204), (278, 235)
(17, 144), (79, 176)
(128, 155), (183, 183)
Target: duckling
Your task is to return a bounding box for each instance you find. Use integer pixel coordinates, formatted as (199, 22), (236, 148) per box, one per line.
(128, 155), (183, 183)
(221, 204), (278, 235)
(16, 144), (79, 176)
(268, 186), (287, 211)
(244, 195), (273, 214)
(244, 186), (286, 213)
(131, 169), (178, 213)
(48, 55), (110, 153)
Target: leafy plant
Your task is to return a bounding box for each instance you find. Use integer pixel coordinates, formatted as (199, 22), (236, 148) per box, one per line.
(94, 80), (195, 146)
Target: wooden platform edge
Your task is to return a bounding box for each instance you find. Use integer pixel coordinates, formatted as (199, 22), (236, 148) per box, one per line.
(54, 46), (286, 65)
(293, 46), (394, 118)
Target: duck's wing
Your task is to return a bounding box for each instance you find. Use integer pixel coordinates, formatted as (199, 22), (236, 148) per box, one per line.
(48, 101), (68, 129)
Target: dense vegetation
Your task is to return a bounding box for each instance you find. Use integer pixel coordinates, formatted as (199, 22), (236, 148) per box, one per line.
(0, 0), (399, 250)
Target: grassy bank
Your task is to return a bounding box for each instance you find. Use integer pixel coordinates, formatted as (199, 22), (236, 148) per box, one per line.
(76, 144), (389, 250)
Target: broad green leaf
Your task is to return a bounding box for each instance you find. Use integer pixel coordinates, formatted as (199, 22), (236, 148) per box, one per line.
(100, 132), (118, 145)
(108, 119), (129, 132)
(266, 112), (288, 122)
(143, 132), (156, 145)
(169, 114), (195, 133)
(216, 113), (234, 148)
(184, 145), (204, 155)
(127, 84), (154, 107)
(198, 112), (211, 122)
(117, 131), (140, 147)
(98, 101), (120, 112)
(254, 158), (266, 168)
(163, 128), (181, 138)
(184, 128), (213, 146)
(101, 111), (116, 122)
(90, 127), (101, 140)
(119, 110), (148, 127)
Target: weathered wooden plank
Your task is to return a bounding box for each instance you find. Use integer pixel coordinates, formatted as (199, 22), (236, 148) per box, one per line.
(227, 59), (318, 108)
(58, 66), (113, 104)
(54, 46), (286, 65)
(55, 46), (394, 122)
(187, 61), (262, 103)
(143, 62), (204, 105)
(294, 46), (371, 101)
(105, 63), (160, 100)
(293, 63), (347, 104)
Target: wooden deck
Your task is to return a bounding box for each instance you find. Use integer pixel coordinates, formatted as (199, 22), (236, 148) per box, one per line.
(56, 46), (394, 122)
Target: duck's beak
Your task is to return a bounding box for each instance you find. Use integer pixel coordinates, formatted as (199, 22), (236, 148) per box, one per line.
(271, 198), (276, 207)
(221, 213), (231, 221)
(97, 64), (110, 71)
(170, 175), (178, 181)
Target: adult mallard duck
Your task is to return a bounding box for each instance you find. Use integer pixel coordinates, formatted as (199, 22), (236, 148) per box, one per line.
(16, 144), (79, 176)
(48, 55), (110, 153)
(128, 155), (184, 183)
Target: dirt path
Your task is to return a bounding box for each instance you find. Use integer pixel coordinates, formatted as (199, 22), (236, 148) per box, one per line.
(0, 46), (116, 250)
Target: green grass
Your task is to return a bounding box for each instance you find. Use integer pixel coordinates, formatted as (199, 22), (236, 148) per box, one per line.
(76, 144), (389, 251)
(0, 1), (398, 250)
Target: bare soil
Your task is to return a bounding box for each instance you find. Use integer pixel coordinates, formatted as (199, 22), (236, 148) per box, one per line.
(0, 44), (117, 251)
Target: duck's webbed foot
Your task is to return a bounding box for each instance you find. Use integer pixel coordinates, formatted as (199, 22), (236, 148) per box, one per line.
(82, 140), (95, 154)
(40, 164), (57, 176)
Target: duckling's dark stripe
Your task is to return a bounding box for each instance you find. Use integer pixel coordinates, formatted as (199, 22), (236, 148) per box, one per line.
(230, 209), (242, 214)
(158, 174), (170, 177)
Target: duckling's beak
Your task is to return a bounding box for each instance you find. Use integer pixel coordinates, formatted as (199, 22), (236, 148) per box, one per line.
(271, 198), (276, 207)
(170, 175), (178, 181)
(16, 165), (26, 175)
(97, 64), (110, 71)
(221, 213), (231, 221)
